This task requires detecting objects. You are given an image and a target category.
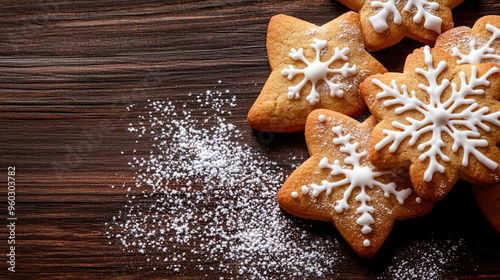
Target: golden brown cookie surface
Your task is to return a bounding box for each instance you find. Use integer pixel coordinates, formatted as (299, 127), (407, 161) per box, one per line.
(278, 110), (433, 258)
(360, 46), (500, 202)
(247, 12), (386, 133)
(435, 15), (500, 65)
(336, 0), (464, 51)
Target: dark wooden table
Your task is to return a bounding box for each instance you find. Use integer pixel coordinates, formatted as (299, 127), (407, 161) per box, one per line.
(0, 0), (499, 279)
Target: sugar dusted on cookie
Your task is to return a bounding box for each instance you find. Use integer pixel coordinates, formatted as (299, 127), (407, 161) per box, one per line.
(336, 0), (464, 51)
(436, 15), (500, 65)
(247, 12), (387, 133)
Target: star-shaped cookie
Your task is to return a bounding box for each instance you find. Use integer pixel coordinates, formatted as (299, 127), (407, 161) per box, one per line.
(436, 15), (500, 65)
(336, 0), (464, 51)
(278, 109), (432, 258)
(247, 12), (386, 133)
(360, 46), (500, 202)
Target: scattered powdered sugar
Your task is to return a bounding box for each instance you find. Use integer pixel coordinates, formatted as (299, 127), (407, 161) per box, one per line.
(439, 28), (477, 53)
(305, 27), (319, 36)
(381, 237), (467, 279)
(106, 85), (473, 279)
(337, 19), (361, 40)
(319, 68), (369, 94)
(106, 87), (342, 278)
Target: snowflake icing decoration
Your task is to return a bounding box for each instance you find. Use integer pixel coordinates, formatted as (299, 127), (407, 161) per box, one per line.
(373, 46), (500, 182)
(452, 24), (500, 64)
(303, 126), (411, 247)
(369, 0), (401, 33)
(281, 38), (357, 105)
(369, 0), (442, 33)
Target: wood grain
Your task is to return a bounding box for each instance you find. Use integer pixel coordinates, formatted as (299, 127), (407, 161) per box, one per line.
(0, 0), (499, 279)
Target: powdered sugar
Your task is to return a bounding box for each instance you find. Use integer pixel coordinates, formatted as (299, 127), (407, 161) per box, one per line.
(381, 237), (466, 279)
(305, 27), (320, 36)
(442, 28), (476, 48)
(106, 87), (342, 278)
(106, 85), (472, 278)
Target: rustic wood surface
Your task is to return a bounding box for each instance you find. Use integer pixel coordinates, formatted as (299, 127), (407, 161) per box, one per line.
(0, 0), (499, 279)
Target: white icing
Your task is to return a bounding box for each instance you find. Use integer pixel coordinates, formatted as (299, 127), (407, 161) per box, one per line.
(318, 114), (326, 122)
(369, 0), (442, 34)
(363, 239), (371, 247)
(301, 185), (310, 194)
(281, 39), (357, 105)
(373, 46), (500, 182)
(369, 0), (402, 33)
(416, 197), (422, 203)
(291, 191), (299, 198)
(403, 0), (442, 34)
(307, 126), (412, 246)
(452, 24), (500, 64)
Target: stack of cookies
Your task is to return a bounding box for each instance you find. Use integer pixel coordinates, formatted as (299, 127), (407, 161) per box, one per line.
(247, 2), (500, 258)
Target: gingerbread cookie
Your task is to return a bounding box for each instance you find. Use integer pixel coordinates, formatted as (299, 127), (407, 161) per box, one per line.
(435, 15), (500, 65)
(247, 12), (387, 133)
(278, 109), (433, 258)
(336, 0), (464, 51)
(360, 46), (500, 202)
(472, 184), (500, 233)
